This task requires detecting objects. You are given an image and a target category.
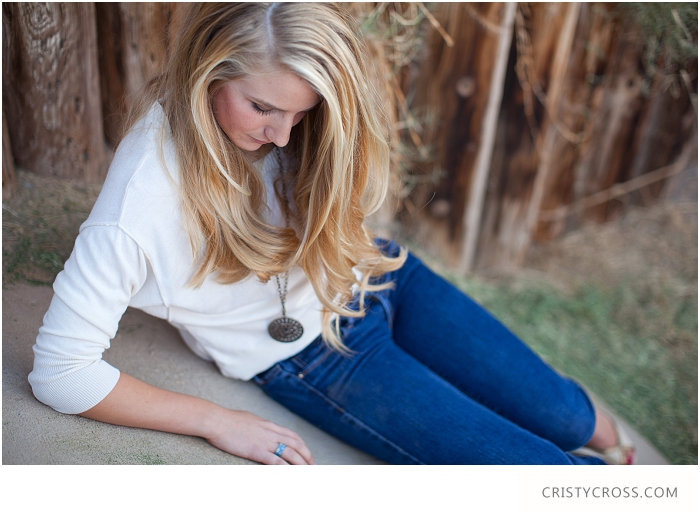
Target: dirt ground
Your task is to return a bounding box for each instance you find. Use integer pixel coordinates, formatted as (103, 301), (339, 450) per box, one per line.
(498, 159), (698, 295)
(525, 199), (697, 299)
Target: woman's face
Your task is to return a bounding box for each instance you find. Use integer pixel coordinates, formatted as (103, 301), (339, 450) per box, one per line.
(212, 68), (321, 151)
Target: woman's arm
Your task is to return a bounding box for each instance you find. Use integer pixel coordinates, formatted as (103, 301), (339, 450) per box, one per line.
(81, 372), (315, 465)
(32, 226), (312, 464)
(33, 227), (313, 464)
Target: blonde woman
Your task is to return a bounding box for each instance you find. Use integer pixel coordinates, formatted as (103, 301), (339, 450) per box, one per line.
(29, 3), (633, 465)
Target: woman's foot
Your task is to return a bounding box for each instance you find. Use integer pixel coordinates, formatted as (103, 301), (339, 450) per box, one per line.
(587, 409), (618, 449)
(583, 409), (636, 465)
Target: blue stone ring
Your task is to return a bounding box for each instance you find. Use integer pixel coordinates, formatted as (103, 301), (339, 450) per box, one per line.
(274, 443), (287, 457)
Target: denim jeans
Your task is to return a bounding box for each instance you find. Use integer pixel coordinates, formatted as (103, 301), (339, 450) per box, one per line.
(254, 241), (605, 464)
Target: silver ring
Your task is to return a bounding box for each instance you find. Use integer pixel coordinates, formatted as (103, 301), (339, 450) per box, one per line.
(274, 443), (287, 457)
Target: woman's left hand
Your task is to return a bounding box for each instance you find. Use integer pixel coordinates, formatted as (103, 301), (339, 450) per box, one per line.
(205, 408), (316, 465)
(80, 372), (315, 465)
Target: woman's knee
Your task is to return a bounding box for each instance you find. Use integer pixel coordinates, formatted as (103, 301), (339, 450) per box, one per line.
(549, 382), (597, 451)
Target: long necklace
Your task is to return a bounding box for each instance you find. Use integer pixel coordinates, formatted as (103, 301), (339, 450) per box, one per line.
(267, 147), (304, 343)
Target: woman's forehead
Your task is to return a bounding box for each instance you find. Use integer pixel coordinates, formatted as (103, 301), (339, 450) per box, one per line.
(233, 71), (321, 112)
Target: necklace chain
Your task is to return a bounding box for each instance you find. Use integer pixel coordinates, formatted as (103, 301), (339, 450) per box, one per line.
(274, 273), (289, 317)
(274, 146), (290, 312)
(274, 147), (291, 229)
(267, 147), (304, 342)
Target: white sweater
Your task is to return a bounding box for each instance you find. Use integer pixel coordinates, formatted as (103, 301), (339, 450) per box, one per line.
(28, 104), (323, 414)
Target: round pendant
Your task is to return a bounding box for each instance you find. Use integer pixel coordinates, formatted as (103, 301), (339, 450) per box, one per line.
(268, 317), (304, 343)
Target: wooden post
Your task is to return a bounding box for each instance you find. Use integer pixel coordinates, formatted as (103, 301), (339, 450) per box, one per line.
(96, 2), (186, 148)
(513, 2), (581, 263)
(3, 107), (17, 200)
(2, 3), (106, 181)
(2, 7), (16, 199)
(406, 3), (515, 266)
(569, 13), (648, 225)
(459, 2), (516, 273)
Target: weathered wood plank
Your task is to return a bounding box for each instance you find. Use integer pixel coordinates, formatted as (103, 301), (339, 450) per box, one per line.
(96, 2), (186, 147)
(2, 7), (16, 199)
(407, 3), (512, 266)
(3, 107), (17, 200)
(459, 2), (517, 272)
(513, 2), (581, 263)
(2, 3), (106, 181)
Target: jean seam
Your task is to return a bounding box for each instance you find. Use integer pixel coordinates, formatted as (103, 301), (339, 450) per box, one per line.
(253, 364), (282, 386)
(289, 372), (425, 465)
(366, 293), (394, 330)
(391, 253), (423, 302)
(293, 348), (334, 378)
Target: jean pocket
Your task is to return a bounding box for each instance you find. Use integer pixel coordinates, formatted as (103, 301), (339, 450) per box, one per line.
(253, 364), (284, 387)
(290, 343), (335, 379)
(255, 336), (335, 386)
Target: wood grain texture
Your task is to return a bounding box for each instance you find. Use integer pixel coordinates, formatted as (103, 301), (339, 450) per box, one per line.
(96, 2), (186, 147)
(2, 3), (105, 181)
(2, 8), (16, 199)
(3, 107), (17, 200)
(407, 3), (506, 266)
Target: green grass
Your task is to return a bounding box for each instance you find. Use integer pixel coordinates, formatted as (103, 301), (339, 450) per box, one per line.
(3, 171), (101, 285)
(4, 234), (66, 285)
(434, 266), (698, 465)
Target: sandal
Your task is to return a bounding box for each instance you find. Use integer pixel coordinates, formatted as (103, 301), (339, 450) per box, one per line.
(574, 414), (636, 465)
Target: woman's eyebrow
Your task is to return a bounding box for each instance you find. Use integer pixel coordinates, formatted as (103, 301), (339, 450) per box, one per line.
(250, 96), (319, 112)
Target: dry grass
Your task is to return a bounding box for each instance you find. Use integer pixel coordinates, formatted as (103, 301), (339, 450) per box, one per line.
(526, 202), (697, 301)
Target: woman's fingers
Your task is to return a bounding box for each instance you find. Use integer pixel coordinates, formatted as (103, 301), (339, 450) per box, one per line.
(205, 409), (315, 464)
(267, 424), (316, 465)
(271, 442), (311, 465)
(267, 452), (290, 465)
(278, 438), (315, 465)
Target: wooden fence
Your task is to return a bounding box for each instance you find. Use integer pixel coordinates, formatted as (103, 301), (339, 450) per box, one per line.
(3, 3), (697, 271)
(2, 2), (184, 184)
(404, 3), (697, 270)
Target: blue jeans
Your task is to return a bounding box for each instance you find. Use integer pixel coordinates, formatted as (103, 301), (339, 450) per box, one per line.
(254, 241), (605, 464)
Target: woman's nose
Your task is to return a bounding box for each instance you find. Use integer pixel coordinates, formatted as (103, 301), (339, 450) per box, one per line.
(265, 116), (295, 147)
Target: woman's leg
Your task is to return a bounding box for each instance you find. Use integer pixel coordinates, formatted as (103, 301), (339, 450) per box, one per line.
(254, 302), (604, 464)
(372, 241), (598, 453)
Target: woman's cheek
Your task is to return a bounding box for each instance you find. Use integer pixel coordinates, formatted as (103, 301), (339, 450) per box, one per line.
(292, 112), (306, 126)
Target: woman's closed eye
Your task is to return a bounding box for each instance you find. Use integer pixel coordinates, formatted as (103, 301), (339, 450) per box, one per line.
(253, 103), (273, 116)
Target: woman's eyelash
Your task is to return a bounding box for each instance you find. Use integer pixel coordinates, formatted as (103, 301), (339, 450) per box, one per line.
(253, 103), (273, 115)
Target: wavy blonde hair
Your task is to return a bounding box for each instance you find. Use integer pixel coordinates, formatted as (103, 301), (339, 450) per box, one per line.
(128, 2), (406, 350)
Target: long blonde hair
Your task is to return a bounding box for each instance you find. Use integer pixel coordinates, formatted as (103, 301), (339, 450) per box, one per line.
(129, 2), (406, 349)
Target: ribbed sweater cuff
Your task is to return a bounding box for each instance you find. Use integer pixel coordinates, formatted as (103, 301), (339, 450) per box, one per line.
(28, 359), (121, 414)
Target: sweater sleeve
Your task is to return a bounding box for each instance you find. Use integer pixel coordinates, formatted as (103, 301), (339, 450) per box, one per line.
(28, 224), (149, 414)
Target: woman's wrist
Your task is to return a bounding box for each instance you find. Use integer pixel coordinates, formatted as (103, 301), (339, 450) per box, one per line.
(194, 401), (236, 442)
(80, 372), (227, 440)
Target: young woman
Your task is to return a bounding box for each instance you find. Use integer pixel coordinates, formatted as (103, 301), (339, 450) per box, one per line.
(29, 3), (634, 465)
